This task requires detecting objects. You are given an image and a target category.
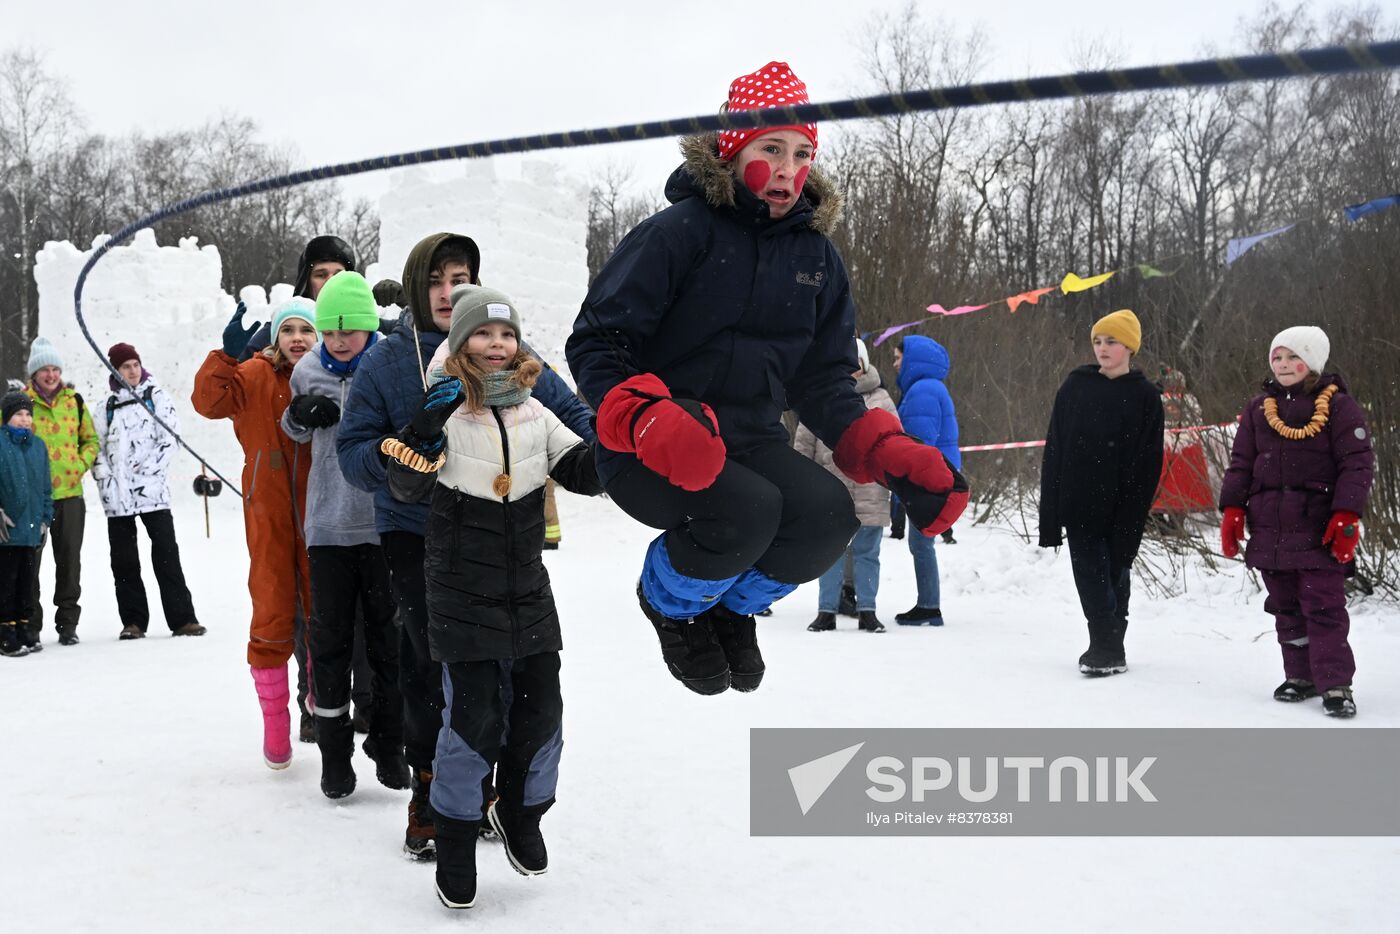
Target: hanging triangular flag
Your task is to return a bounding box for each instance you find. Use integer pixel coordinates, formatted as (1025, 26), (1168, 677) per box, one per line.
(1343, 193), (1399, 223)
(1006, 287), (1056, 312)
(927, 302), (991, 317)
(1137, 263), (1173, 279)
(1224, 223), (1295, 266)
(873, 323), (918, 347)
(1060, 270), (1116, 293)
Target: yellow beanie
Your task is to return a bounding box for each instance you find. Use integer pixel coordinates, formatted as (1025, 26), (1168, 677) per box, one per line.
(1091, 309), (1142, 354)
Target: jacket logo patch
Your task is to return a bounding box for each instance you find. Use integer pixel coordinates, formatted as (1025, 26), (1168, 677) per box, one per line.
(795, 271), (824, 287)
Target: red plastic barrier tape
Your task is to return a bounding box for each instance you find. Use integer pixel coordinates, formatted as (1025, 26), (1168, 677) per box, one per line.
(959, 421), (1234, 454)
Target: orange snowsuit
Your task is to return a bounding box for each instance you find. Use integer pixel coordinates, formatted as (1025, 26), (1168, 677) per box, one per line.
(192, 350), (312, 668)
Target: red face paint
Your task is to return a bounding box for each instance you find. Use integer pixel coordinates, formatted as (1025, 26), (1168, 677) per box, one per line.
(1296, 362), (1307, 373)
(792, 165), (809, 197)
(742, 160), (772, 196)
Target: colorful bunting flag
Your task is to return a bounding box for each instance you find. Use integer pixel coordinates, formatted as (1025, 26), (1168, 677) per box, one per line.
(873, 323), (919, 346)
(1006, 287), (1056, 312)
(1343, 193), (1399, 223)
(1136, 263), (1173, 279)
(927, 302), (991, 317)
(1224, 223), (1295, 266)
(1060, 270), (1116, 293)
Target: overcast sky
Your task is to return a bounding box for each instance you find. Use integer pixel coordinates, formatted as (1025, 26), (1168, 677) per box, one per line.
(15, 0), (1270, 207)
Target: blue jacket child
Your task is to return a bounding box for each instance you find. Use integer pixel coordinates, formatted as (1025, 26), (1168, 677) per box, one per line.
(2, 391), (54, 655)
(897, 335), (961, 469)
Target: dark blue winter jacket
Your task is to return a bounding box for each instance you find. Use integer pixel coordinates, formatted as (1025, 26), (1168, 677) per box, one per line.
(897, 336), (961, 469)
(337, 310), (596, 536)
(566, 134), (868, 485)
(0, 427), (54, 547)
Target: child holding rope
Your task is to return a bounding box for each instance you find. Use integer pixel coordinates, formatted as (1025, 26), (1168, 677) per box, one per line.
(1219, 327), (1374, 717)
(383, 284), (601, 910)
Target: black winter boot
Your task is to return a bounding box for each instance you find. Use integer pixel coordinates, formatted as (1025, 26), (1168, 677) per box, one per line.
(1323, 687), (1356, 718)
(405, 769), (437, 860)
(299, 709), (315, 744)
(362, 735), (411, 790)
(1, 622), (30, 657)
(315, 713), (357, 799)
(807, 612), (837, 632)
(895, 606), (943, 626)
(1078, 618), (1127, 676)
(434, 816), (481, 909)
(706, 604), (765, 692)
(636, 583), (729, 695)
(857, 611), (887, 633)
(19, 620), (40, 653)
(837, 583), (858, 618)
(1273, 679), (1317, 702)
(488, 800), (549, 876)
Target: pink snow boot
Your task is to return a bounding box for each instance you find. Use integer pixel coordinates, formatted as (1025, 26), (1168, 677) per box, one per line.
(250, 664), (293, 770)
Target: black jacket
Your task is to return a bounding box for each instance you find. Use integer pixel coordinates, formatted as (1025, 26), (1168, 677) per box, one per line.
(1039, 365), (1165, 566)
(566, 134), (868, 485)
(390, 437), (600, 663)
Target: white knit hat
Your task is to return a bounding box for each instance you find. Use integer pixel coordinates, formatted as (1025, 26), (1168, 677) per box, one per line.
(1270, 326), (1329, 375)
(27, 337), (63, 376)
(855, 337), (870, 372)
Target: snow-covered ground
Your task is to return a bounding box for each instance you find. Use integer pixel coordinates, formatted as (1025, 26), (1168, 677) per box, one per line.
(5, 485), (1397, 932)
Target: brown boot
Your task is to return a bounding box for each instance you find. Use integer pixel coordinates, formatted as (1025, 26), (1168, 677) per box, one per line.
(405, 769), (437, 860)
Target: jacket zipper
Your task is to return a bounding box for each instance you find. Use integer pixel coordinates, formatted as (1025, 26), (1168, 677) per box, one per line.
(247, 450), (262, 501)
(492, 407), (519, 658)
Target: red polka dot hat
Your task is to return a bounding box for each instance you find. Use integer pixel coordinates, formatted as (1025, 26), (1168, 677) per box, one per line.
(717, 61), (818, 162)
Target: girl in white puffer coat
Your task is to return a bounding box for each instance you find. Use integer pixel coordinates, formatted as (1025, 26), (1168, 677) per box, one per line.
(93, 343), (202, 639)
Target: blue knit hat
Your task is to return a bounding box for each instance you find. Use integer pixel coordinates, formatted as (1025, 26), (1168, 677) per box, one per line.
(271, 298), (317, 339)
(27, 337), (63, 376)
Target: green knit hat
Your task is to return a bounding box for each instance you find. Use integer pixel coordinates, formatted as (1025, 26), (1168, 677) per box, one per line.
(315, 271), (380, 332)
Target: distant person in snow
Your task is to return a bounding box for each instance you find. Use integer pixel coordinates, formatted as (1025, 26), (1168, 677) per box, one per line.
(92, 342), (204, 640)
(1218, 327), (1374, 718)
(797, 339), (898, 633)
(24, 337), (99, 650)
(0, 392), (52, 658)
(567, 61), (968, 696)
(193, 298), (317, 770)
(1039, 309), (1164, 677)
(281, 272), (407, 798)
(379, 285), (602, 910)
(890, 335), (962, 626)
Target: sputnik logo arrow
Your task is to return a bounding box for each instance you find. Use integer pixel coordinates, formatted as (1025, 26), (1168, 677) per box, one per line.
(788, 742), (865, 816)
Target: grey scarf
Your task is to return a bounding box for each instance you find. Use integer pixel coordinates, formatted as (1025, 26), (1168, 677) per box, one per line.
(483, 371), (532, 408)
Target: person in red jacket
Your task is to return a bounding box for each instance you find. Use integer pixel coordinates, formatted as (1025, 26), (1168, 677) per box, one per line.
(1218, 327), (1374, 718)
(192, 298), (316, 768)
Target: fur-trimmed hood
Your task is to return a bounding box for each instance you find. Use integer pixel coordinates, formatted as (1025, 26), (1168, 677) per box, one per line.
(666, 133), (843, 236)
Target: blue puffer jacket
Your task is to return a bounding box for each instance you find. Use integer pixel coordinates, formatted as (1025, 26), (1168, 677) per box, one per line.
(337, 310), (596, 536)
(897, 336), (961, 469)
(566, 134), (868, 485)
(0, 427), (54, 547)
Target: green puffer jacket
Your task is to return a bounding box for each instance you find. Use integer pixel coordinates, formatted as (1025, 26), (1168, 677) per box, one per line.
(25, 384), (99, 499)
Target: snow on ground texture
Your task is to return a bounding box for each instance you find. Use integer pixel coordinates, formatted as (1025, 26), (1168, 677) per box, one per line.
(4, 488), (1397, 933)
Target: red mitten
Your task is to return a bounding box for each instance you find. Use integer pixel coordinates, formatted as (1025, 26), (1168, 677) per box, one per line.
(833, 408), (968, 536)
(596, 373), (726, 492)
(1322, 511), (1361, 564)
(1220, 506), (1246, 558)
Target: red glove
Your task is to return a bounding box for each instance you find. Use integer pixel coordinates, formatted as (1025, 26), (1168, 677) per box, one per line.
(1220, 506), (1246, 558)
(834, 408), (968, 537)
(596, 373), (726, 492)
(1322, 511), (1362, 564)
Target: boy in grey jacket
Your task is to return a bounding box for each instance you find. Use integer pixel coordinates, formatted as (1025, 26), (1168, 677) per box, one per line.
(281, 271), (406, 799)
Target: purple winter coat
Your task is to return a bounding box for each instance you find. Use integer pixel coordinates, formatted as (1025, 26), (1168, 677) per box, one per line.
(1218, 374), (1374, 571)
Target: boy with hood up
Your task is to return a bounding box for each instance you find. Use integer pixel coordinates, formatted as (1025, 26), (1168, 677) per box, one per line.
(338, 232), (596, 860)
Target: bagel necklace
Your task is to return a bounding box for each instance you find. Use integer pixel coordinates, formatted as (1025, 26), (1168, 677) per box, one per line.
(1263, 383), (1337, 440)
